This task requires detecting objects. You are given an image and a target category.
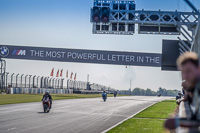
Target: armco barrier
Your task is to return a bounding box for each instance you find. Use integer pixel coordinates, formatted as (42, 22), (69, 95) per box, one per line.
(9, 88), (73, 94)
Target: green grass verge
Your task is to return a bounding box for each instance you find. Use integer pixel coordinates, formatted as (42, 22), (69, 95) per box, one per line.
(0, 94), (115, 105)
(107, 100), (177, 133)
(108, 118), (165, 133)
(135, 100), (177, 119)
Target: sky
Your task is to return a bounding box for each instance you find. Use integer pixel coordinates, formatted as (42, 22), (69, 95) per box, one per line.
(0, 0), (199, 91)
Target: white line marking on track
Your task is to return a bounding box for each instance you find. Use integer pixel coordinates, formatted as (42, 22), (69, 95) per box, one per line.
(101, 101), (162, 133)
(8, 127), (16, 131)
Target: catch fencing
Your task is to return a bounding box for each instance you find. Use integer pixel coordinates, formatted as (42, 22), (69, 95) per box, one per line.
(2, 73), (115, 94)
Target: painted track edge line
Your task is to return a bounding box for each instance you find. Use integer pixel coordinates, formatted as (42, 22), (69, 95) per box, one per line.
(101, 100), (164, 133)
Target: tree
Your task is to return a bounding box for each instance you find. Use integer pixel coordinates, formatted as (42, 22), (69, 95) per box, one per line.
(146, 88), (152, 96)
(129, 87), (179, 97)
(140, 89), (146, 96)
(132, 88), (141, 95)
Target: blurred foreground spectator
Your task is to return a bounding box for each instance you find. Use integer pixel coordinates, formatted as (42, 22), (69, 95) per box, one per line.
(165, 52), (200, 131)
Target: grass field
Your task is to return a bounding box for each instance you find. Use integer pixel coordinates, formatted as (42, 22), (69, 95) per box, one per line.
(108, 100), (177, 133)
(108, 118), (165, 133)
(135, 100), (177, 119)
(0, 94), (114, 105)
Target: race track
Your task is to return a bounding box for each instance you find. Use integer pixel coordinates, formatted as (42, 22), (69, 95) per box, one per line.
(0, 96), (171, 133)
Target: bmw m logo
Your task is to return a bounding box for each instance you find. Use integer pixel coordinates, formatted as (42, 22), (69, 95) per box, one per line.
(0, 46), (9, 57)
(12, 49), (26, 56)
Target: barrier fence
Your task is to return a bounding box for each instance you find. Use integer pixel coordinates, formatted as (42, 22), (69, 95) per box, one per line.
(1, 73), (115, 94)
(9, 88), (73, 94)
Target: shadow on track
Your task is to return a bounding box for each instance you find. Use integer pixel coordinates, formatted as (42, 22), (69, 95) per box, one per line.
(37, 112), (45, 114)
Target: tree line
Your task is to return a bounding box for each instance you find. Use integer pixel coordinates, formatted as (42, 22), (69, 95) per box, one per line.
(119, 87), (179, 96)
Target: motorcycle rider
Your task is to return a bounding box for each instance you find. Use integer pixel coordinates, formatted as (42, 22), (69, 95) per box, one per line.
(42, 91), (53, 109)
(102, 91), (107, 101)
(114, 91), (117, 98)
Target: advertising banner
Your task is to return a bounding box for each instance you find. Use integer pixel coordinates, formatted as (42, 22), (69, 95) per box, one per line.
(0, 45), (161, 67)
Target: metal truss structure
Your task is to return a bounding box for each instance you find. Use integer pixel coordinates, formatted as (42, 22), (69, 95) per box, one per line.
(91, 0), (200, 54)
(93, 10), (199, 34)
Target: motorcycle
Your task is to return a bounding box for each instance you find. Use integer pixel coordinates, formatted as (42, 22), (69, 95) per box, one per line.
(102, 95), (107, 102)
(42, 97), (51, 113)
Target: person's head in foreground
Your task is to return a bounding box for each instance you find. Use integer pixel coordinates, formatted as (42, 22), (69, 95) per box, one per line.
(177, 52), (199, 88)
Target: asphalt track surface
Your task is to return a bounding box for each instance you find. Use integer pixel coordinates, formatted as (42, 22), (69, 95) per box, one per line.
(0, 96), (171, 133)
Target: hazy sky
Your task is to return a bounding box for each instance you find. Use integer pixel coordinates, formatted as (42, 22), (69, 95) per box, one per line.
(0, 0), (199, 91)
